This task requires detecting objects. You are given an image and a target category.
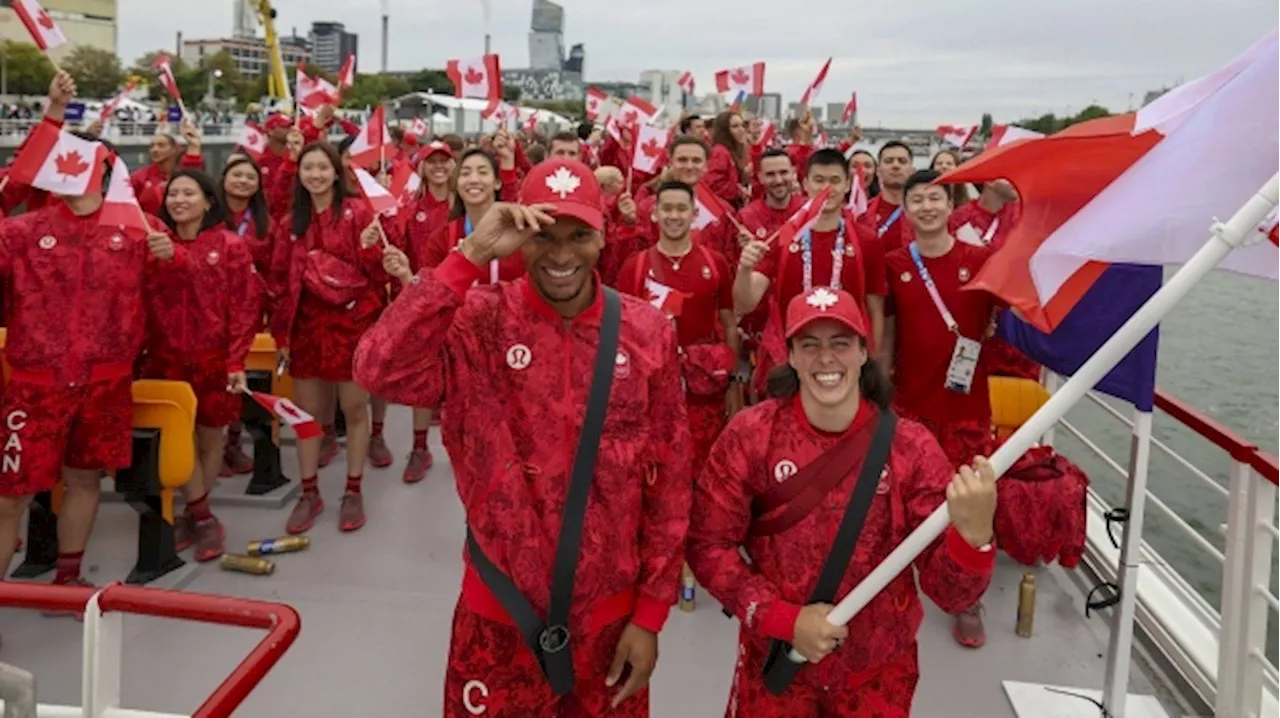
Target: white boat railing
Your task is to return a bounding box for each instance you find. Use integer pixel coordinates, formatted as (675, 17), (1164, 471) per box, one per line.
(1052, 380), (1279, 718)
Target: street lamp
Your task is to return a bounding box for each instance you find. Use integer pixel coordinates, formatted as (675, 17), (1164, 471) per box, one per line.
(204, 68), (224, 104)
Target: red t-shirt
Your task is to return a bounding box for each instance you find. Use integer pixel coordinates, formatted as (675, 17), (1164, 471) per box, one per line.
(868, 195), (914, 254)
(884, 241), (996, 423)
(617, 242), (733, 347)
(755, 211), (886, 315)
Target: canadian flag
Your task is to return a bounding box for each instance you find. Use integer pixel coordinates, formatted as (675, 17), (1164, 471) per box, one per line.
(297, 64), (339, 110)
(523, 109), (539, 135)
(645, 278), (688, 317)
(100, 78), (138, 124)
(631, 124), (671, 175)
(585, 87), (609, 121)
(693, 183), (729, 231)
(841, 92), (858, 124)
(99, 156), (152, 237)
(388, 163), (421, 206)
(408, 116), (429, 137)
(937, 124), (978, 149)
(618, 96), (658, 128)
(677, 71), (695, 94)
(846, 169), (868, 218)
(336, 53), (356, 90)
(234, 122), (267, 160)
(776, 187), (833, 247)
(12, 0), (66, 51)
(715, 62), (766, 97)
(8, 120), (107, 197)
(987, 124), (1045, 150)
(348, 105), (392, 170)
(248, 392), (323, 440)
(446, 54), (502, 101)
(755, 117), (777, 149)
(151, 55), (183, 107)
(798, 57), (832, 107)
(352, 166), (398, 216)
(482, 100), (519, 131)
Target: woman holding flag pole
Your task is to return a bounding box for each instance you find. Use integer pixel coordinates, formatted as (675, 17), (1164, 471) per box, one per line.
(143, 169), (262, 562)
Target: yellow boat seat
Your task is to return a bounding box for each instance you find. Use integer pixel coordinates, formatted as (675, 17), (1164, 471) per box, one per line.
(989, 376), (1051, 441)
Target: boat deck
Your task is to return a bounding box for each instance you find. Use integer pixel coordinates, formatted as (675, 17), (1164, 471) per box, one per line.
(1, 406), (1193, 716)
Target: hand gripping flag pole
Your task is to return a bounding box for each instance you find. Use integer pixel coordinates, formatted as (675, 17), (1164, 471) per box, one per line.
(784, 172), (1280, 665)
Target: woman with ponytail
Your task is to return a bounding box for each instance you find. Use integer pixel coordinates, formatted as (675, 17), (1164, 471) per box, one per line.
(686, 287), (998, 717)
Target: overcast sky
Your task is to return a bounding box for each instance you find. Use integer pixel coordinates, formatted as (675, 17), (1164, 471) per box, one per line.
(119, 0), (1277, 128)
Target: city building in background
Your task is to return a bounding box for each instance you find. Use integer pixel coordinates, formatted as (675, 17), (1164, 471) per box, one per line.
(182, 35), (310, 77)
(638, 69), (685, 118)
(309, 21), (357, 74)
(528, 0), (565, 71)
(0, 0), (117, 59)
(564, 42), (584, 74)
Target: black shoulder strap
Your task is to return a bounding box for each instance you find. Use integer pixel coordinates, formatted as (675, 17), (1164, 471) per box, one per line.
(761, 409), (897, 695)
(465, 286), (622, 697)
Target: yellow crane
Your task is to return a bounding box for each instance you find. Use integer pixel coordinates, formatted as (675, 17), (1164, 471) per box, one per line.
(245, 0), (292, 105)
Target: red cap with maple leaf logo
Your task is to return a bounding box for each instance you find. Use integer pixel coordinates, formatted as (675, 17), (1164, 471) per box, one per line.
(420, 140), (454, 161)
(785, 287), (868, 341)
(518, 158), (604, 231)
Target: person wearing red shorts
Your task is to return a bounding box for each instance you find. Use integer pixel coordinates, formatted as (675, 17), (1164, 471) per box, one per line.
(269, 142), (388, 535)
(687, 287), (997, 717)
(144, 170), (262, 561)
(0, 72), (181, 597)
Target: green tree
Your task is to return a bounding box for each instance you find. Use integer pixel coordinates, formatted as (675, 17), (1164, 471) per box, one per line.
(502, 85), (521, 102)
(62, 46), (124, 99)
(1015, 105), (1111, 135)
(340, 74), (410, 109)
(197, 50), (248, 104)
(979, 112), (993, 137)
(527, 99), (584, 119)
(406, 69), (453, 95)
(0, 41), (55, 97)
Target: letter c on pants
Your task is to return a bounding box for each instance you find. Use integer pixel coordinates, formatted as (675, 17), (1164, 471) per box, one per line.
(463, 679), (488, 715)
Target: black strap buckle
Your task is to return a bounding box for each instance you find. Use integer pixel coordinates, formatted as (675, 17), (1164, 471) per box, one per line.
(539, 624), (571, 654)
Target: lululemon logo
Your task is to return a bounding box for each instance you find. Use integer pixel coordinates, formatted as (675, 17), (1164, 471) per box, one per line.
(38, 236), (56, 250)
(773, 459), (798, 483)
(463, 679), (488, 715)
(614, 350), (631, 378)
(506, 344), (532, 371)
(3, 410), (27, 474)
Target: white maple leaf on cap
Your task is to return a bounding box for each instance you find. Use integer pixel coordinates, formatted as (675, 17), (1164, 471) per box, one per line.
(807, 287), (840, 311)
(545, 166), (581, 199)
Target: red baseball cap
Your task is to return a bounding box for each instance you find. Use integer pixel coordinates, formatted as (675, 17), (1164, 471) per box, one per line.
(264, 113), (292, 131)
(403, 133), (420, 147)
(785, 287), (869, 340)
(518, 158), (604, 230)
(419, 140), (454, 160)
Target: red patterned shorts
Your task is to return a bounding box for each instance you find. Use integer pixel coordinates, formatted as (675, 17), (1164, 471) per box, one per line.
(143, 351), (240, 428)
(688, 395), (727, 479)
(0, 377), (133, 497)
(725, 634), (920, 717)
(442, 600), (649, 717)
(288, 301), (379, 383)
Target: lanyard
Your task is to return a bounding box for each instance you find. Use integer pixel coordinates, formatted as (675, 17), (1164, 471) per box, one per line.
(236, 209), (252, 237)
(908, 242), (958, 333)
(877, 206), (903, 238)
(463, 216), (499, 284)
(801, 220), (846, 292)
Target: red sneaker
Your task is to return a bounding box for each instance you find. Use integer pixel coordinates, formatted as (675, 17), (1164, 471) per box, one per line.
(339, 493), (366, 532)
(286, 493), (324, 535)
(367, 435), (394, 469)
(192, 517), (226, 562)
(174, 512), (195, 552)
(953, 603), (986, 648)
(223, 442), (254, 475)
(318, 435), (340, 469)
(44, 576), (94, 619)
(402, 450), (433, 484)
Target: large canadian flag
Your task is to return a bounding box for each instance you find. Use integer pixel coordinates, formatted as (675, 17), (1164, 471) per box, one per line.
(446, 54), (502, 101)
(715, 62), (766, 97)
(12, 0), (66, 51)
(945, 30), (1278, 332)
(8, 120), (107, 196)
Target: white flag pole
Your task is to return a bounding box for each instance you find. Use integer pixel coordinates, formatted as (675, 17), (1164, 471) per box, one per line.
(785, 172), (1280, 664)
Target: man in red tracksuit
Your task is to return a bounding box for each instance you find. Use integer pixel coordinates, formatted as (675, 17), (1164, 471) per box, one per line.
(687, 287), (997, 717)
(354, 158), (691, 717)
(0, 72), (179, 595)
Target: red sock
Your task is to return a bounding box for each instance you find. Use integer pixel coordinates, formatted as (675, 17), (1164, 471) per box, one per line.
(371, 421), (384, 438)
(413, 430), (428, 451)
(301, 475), (319, 495)
(54, 551), (84, 584)
(345, 475), (362, 494)
(186, 491), (213, 522)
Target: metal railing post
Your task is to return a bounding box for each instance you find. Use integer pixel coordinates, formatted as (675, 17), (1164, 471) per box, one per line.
(0, 662), (36, 718)
(1241, 469), (1278, 717)
(1217, 460), (1253, 716)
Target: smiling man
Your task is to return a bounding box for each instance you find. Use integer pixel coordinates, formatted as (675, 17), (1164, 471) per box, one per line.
(353, 159), (691, 718)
